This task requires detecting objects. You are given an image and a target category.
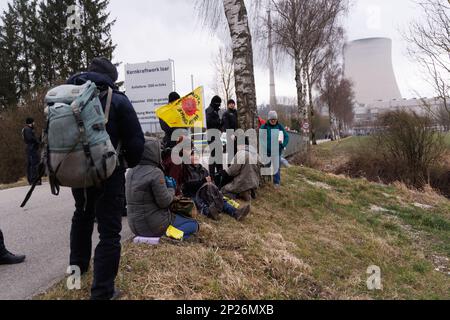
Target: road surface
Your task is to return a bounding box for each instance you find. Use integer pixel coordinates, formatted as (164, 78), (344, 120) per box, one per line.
(0, 184), (132, 300)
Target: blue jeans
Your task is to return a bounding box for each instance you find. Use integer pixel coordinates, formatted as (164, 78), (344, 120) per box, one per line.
(173, 215), (199, 240)
(273, 155), (281, 185)
(194, 196), (237, 218)
(274, 168), (281, 185)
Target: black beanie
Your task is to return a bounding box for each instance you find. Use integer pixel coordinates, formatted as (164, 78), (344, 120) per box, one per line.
(88, 57), (118, 83)
(26, 117), (34, 125)
(168, 92), (181, 103)
(211, 96), (222, 107)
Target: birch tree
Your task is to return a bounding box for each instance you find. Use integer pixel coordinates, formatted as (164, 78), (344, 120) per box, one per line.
(197, 0), (258, 130)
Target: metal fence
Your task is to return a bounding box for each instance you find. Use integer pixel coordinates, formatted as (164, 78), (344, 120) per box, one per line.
(283, 131), (307, 158)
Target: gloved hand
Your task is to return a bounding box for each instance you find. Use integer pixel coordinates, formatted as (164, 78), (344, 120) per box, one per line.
(165, 176), (177, 190)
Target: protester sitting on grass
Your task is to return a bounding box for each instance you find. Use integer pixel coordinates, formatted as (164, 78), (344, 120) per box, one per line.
(126, 137), (199, 240)
(182, 151), (250, 221)
(220, 139), (260, 201)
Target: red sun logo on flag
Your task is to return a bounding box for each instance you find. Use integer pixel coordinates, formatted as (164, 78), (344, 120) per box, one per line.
(182, 97), (198, 116)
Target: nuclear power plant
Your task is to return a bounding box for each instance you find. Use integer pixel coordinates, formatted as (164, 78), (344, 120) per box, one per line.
(344, 37), (402, 104)
(344, 37), (444, 134)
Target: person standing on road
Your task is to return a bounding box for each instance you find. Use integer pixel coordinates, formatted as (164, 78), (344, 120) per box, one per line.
(0, 228), (26, 265)
(67, 57), (145, 300)
(22, 118), (41, 185)
(260, 111), (289, 188)
(206, 96), (224, 179)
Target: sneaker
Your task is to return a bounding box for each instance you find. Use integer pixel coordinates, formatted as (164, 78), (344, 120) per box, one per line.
(0, 251), (26, 265)
(238, 190), (252, 202)
(274, 184), (281, 190)
(208, 206), (221, 221)
(235, 204), (251, 221)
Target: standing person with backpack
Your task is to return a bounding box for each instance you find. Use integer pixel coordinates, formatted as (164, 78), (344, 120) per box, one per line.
(22, 118), (41, 185)
(66, 58), (145, 300)
(206, 96), (223, 180)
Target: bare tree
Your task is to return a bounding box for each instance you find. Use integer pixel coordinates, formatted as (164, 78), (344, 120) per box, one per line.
(404, 0), (449, 118)
(197, 0), (258, 130)
(212, 45), (235, 104)
(269, 0), (347, 145)
(319, 65), (354, 140)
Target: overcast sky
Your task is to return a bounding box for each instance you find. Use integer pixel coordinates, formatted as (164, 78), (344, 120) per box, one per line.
(0, 0), (434, 104)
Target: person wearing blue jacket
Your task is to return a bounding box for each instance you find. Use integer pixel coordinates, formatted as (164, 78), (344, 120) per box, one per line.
(260, 111), (289, 187)
(66, 57), (145, 300)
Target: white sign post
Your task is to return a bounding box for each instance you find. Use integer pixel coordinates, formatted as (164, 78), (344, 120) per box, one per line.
(125, 60), (175, 133)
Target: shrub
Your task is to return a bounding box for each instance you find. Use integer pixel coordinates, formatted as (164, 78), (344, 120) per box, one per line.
(337, 111), (447, 190)
(375, 111), (446, 187)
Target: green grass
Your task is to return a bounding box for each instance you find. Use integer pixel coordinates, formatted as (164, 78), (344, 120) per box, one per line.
(444, 132), (450, 148)
(37, 166), (450, 300)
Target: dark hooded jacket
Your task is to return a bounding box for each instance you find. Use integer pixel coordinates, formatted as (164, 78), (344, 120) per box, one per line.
(126, 138), (176, 237)
(66, 72), (145, 168)
(206, 102), (222, 131)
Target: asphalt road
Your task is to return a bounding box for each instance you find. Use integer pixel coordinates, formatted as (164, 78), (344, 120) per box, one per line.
(0, 184), (132, 300)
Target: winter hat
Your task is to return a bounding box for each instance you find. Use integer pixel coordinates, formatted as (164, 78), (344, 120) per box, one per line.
(227, 99), (236, 105)
(211, 96), (222, 108)
(168, 92), (181, 103)
(88, 57), (118, 83)
(268, 111), (278, 121)
(26, 117), (34, 125)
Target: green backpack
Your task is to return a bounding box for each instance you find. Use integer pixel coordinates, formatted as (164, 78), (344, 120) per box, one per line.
(21, 81), (118, 207)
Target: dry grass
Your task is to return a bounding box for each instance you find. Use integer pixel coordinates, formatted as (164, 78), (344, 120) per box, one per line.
(37, 166), (450, 300)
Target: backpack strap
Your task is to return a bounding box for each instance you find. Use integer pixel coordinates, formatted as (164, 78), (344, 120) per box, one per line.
(20, 163), (46, 208)
(104, 87), (113, 124)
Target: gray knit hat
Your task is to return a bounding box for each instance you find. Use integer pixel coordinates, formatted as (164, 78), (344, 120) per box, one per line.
(268, 111), (278, 121)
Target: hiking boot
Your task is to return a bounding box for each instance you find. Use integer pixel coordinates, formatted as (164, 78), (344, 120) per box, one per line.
(0, 251), (26, 265)
(238, 190), (252, 202)
(208, 206), (221, 221)
(235, 204), (251, 222)
(110, 288), (123, 300)
(90, 288), (123, 301)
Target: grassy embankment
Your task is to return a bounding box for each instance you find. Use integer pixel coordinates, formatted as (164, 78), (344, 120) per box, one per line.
(38, 166), (450, 300)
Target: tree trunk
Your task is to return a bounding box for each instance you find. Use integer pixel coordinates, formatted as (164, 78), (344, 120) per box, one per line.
(306, 70), (317, 145)
(223, 0), (258, 130)
(295, 55), (308, 145)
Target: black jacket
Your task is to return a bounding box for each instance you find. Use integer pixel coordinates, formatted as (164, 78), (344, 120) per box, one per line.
(206, 104), (222, 131)
(22, 126), (39, 152)
(182, 164), (210, 198)
(67, 72), (145, 168)
(159, 118), (183, 149)
(222, 109), (238, 131)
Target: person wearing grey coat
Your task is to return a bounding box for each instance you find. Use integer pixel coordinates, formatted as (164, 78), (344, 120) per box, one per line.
(221, 144), (260, 201)
(126, 138), (199, 239)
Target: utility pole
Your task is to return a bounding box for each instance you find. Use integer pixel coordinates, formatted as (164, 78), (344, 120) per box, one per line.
(191, 74), (194, 91)
(268, 10), (277, 108)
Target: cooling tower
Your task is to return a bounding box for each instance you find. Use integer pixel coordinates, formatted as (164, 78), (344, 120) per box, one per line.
(344, 38), (402, 104)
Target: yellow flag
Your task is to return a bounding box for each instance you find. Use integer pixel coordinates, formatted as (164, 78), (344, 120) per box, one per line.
(156, 87), (205, 128)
